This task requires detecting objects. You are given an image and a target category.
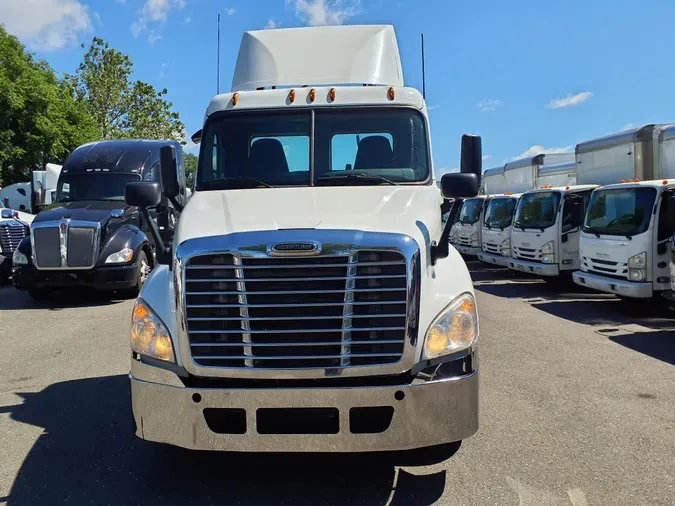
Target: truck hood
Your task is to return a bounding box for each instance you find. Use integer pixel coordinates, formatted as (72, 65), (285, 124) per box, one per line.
(176, 186), (444, 252)
(579, 233), (642, 264)
(34, 200), (128, 225)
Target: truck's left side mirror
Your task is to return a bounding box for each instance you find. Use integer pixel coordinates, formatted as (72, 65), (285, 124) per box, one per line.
(1, 208), (19, 219)
(460, 133), (482, 189)
(125, 182), (162, 208)
(160, 145), (179, 199)
(440, 173), (479, 199)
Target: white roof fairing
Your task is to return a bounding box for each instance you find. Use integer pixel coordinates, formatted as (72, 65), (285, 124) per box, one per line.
(231, 25), (404, 91)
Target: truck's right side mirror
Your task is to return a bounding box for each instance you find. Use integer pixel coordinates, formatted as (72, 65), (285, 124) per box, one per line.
(460, 133), (482, 189)
(160, 145), (179, 199)
(125, 182), (162, 208)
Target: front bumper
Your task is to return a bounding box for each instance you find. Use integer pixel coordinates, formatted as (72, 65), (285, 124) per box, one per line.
(507, 258), (559, 277)
(477, 251), (509, 267)
(572, 271), (653, 299)
(12, 261), (138, 291)
(130, 361), (479, 452)
(0, 254), (11, 279)
(454, 244), (481, 256)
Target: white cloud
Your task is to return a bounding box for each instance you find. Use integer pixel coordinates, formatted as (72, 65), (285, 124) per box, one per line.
(93, 11), (102, 25)
(512, 144), (573, 160)
(265, 17), (279, 29)
(290, 0), (360, 26)
(225, 7), (236, 15)
(158, 71), (166, 79)
(132, 0), (185, 38)
(482, 154), (491, 161)
(427, 105), (439, 111)
(0, 0), (92, 51)
(436, 167), (459, 178)
(477, 99), (502, 113)
(546, 91), (593, 109)
(184, 16), (191, 23)
(148, 32), (163, 44)
(621, 123), (634, 131)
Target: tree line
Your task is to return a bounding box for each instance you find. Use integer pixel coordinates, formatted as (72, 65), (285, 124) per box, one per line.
(0, 26), (197, 187)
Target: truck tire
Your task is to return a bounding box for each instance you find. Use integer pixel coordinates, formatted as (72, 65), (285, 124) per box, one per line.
(123, 250), (150, 299)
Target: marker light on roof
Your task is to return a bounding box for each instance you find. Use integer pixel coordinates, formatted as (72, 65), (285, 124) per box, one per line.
(621, 180), (625, 183)
(288, 89), (296, 103)
(388, 87), (395, 101)
(329, 88), (336, 102)
(232, 93), (239, 106)
(309, 88), (316, 102)
(664, 180), (669, 184)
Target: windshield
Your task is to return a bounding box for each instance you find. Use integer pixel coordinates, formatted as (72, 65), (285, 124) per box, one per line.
(197, 108), (429, 189)
(459, 199), (483, 224)
(584, 187), (656, 236)
(56, 173), (140, 202)
(484, 197), (516, 229)
(514, 191), (561, 230)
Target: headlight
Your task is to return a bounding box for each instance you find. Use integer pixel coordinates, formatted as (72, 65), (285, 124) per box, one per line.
(541, 241), (554, 254)
(627, 251), (646, 269)
(105, 247), (134, 264)
(628, 269), (645, 282)
(542, 253), (554, 264)
(501, 238), (511, 256)
(423, 292), (478, 360)
(541, 241), (555, 263)
(131, 299), (175, 362)
(13, 249), (29, 265)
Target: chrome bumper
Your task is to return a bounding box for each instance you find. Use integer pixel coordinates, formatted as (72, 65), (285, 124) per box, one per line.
(508, 258), (559, 277)
(572, 271), (653, 299)
(454, 245), (481, 256)
(130, 362), (479, 452)
(477, 251), (509, 267)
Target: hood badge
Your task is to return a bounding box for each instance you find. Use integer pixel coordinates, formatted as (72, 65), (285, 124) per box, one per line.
(269, 241), (321, 256)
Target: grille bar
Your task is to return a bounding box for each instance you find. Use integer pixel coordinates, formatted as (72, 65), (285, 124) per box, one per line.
(0, 224), (26, 255)
(185, 250), (408, 370)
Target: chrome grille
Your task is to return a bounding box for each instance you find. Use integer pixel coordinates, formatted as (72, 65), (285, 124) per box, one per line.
(185, 251), (408, 369)
(0, 223), (27, 255)
(32, 221), (99, 269)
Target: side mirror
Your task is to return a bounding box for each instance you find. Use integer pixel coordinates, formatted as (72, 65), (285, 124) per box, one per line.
(460, 134), (482, 188)
(160, 145), (179, 199)
(440, 173), (479, 199)
(125, 182), (162, 208)
(1, 208), (19, 219)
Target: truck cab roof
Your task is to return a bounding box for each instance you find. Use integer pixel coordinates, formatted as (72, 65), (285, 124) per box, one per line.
(526, 184), (599, 194)
(61, 139), (181, 176)
(596, 179), (675, 191)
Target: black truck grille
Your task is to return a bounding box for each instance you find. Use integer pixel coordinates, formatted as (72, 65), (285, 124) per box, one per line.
(0, 224), (27, 255)
(32, 224), (97, 268)
(184, 251), (409, 369)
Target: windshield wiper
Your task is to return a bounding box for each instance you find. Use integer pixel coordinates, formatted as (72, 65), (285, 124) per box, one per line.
(584, 225), (601, 238)
(316, 172), (400, 186)
(513, 221), (525, 231)
(202, 177), (272, 189)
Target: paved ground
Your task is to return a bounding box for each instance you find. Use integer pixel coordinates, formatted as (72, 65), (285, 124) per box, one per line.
(0, 261), (673, 506)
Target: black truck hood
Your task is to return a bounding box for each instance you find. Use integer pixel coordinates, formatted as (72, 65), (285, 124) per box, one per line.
(34, 201), (129, 225)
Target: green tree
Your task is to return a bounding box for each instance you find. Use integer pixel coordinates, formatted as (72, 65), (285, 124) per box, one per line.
(184, 152), (198, 189)
(67, 37), (184, 142)
(0, 25), (98, 186)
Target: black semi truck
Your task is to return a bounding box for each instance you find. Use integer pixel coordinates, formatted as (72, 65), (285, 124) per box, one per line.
(12, 139), (187, 300)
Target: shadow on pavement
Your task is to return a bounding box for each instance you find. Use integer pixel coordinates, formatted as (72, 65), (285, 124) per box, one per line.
(1, 375), (453, 505)
(608, 330), (675, 366)
(0, 286), (125, 311)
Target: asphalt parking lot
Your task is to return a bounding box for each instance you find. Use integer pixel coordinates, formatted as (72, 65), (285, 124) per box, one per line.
(0, 261), (673, 506)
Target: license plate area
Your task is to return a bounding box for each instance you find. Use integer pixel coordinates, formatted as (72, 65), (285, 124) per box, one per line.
(256, 407), (339, 434)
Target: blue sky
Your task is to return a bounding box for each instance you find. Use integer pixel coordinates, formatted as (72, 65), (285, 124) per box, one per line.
(2, 0), (675, 176)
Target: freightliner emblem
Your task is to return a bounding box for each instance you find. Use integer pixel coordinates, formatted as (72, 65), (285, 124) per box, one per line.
(269, 242), (321, 256)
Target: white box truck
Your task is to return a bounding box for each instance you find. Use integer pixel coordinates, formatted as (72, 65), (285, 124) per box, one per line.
(450, 195), (489, 256)
(123, 25), (483, 453)
(507, 153), (597, 278)
(573, 124), (675, 298)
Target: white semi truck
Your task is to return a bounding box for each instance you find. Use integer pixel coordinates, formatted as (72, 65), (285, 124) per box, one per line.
(123, 25), (483, 453)
(507, 154), (596, 278)
(573, 124), (675, 299)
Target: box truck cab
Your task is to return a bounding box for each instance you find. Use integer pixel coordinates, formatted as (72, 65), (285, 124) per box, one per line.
(573, 124), (675, 298)
(124, 25), (483, 453)
(451, 195), (488, 256)
(477, 192), (520, 266)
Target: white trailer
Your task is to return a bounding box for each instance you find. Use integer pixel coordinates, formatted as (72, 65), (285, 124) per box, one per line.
(507, 153), (598, 278)
(573, 124), (675, 298)
(482, 166), (507, 194)
(32, 163), (62, 211)
(0, 182), (31, 212)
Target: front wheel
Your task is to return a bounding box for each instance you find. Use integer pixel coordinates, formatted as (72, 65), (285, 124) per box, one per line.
(123, 250), (151, 299)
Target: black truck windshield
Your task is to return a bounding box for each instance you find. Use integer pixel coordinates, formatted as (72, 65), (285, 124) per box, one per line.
(458, 198), (483, 224)
(484, 197), (516, 229)
(197, 108), (430, 189)
(584, 187), (656, 237)
(56, 173), (140, 202)
(514, 191), (561, 230)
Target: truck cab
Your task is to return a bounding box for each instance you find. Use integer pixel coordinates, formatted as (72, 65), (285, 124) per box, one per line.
(12, 139), (185, 300)
(0, 208), (33, 283)
(124, 25), (482, 453)
(477, 192), (520, 266)
(508, 185), (595, 277)
(451, 195), (488, 256)
(573, 180), (675, 298)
